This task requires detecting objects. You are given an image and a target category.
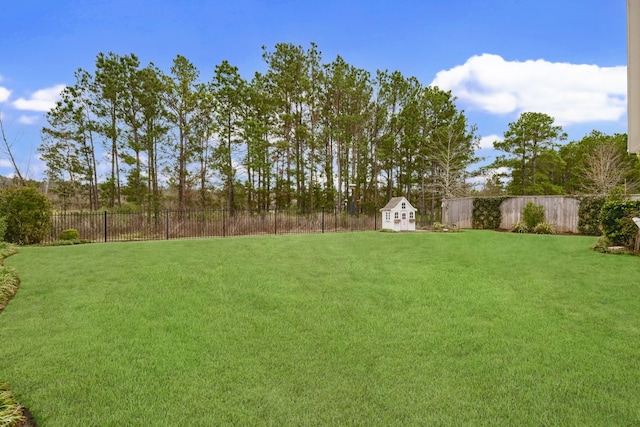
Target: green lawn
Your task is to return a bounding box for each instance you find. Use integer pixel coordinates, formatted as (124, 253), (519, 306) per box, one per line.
(1, 231), (639, 426)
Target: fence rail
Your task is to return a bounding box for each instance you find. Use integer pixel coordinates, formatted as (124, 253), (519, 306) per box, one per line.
(48, 208), (381, 243)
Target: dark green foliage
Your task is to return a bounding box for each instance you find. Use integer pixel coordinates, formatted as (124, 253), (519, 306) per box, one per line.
(578, 197), (606, 236)
(59, 229), (80, 241)
(0, 186), (53, 245)
(600, 201), (640, 248)
(522, 201), (545, 230)
(472, 197), (508, 229)
(0, 216), (6, 242)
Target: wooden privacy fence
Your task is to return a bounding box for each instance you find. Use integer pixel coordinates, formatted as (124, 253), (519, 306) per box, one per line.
(443, 195), (640, 234)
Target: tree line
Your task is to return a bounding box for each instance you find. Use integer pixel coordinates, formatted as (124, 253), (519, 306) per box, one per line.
(39, 43), (478, 214)
(484, 112), (640, 197)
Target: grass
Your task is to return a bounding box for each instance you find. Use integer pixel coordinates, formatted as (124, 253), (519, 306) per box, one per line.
(1, 231), (640, 425)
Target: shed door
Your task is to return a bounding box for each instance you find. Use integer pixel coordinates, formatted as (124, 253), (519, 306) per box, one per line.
(401, 212), (408, 231)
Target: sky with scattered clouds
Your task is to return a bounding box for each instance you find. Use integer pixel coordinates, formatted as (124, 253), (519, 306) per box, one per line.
(0, 0), (629, 180)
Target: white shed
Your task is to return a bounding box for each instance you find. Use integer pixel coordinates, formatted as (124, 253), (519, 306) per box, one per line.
(380, 197), (418, 231)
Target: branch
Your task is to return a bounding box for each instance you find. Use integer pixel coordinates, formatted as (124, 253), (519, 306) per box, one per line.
(0, 111), (25, 185)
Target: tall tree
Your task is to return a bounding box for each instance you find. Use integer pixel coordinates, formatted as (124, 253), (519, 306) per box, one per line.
(40, 70), (100, 209)
(94, 52), (127, 207)
(210, 60), (246, 213)
(262, 43), (310, 209)
(492, 112), (566, 195)
(163, 55), (200, 210)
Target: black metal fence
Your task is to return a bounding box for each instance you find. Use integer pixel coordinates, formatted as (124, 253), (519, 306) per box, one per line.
(48, 208), (381, 243)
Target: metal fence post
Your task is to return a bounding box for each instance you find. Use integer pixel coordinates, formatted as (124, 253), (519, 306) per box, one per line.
(165, 210), (169, 240)
(374, 207), (377, 231)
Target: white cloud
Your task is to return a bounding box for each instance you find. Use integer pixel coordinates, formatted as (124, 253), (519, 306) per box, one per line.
(18, 114), (40, 125)
(478, 134), (502, 150)
(0, 86), (10, 103)
(431, 54), (627, 126)
(12, 84), (66, 112)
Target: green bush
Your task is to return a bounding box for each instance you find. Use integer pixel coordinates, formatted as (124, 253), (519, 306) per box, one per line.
(59, 228), (80, 241)
(511, 221), (529, 233)
(472, 197), (508, 229)
(0, 217), (6, 242)
(522, 201), (545, 230)
(0, 186), (52, 245)
(600, 200), (640, 249)
(578, 197), (606, 236)
(534, 222), (556, 235)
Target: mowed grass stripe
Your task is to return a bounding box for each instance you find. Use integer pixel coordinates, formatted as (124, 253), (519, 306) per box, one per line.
(1, 231), (639, 425)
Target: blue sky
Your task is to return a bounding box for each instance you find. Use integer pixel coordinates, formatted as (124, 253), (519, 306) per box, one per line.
(0, 0), (629, 180)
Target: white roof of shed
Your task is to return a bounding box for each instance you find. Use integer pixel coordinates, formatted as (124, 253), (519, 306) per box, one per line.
(380, 197), (416, 211)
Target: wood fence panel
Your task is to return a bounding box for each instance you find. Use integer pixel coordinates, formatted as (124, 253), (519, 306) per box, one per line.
(443, 197), (474, 229)
(444, 195), (640, 234)
(500, 196), (580, 233)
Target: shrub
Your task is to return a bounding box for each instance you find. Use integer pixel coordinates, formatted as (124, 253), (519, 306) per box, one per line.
(592, 236), (611, 253)
(534, 222), (556, 235)
(472, 197), (508, 229)
(0, 216), (6, 242)
(522, 201), (545, 230)
(59, 228), (80, 241)
(600, 200), (640, 249)
(0, 186), (52, 245)
(578, 197), (606, 236)
(511, 221), (529, 233)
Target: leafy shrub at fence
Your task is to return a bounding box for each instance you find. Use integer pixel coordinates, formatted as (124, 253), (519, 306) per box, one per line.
(0, 186), (52, 245)
(578, 196), (606, 236)
(534, 222), (556, 235)
(59, 228), (80, 241)
(511, 221), (529, 233)
(522, 201), (545, 230)
(600, 200), (640, 248)
(472, 198), (507, 229)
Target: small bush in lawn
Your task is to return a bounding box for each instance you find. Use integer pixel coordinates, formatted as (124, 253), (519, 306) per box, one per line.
(433, 222), (446, 230)
(511, 221), (529, 233)
(534, 222), (556, 235)
(522, 201), (545, 230)
(59, 228), (80, 241)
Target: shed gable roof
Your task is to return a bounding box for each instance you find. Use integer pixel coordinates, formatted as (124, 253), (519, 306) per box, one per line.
(380, 197), (416, 211)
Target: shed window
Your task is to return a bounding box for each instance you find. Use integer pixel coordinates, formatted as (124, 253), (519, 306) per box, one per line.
(394, 212), (399, 219)
(385, 212), (391, 221)
(409, 212), (414, 219)
(401, 202), (406, 209)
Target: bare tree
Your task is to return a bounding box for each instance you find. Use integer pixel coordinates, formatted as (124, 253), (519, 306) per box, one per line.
(0, 110), (25, 185)
(581, 142), (625, 195)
